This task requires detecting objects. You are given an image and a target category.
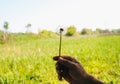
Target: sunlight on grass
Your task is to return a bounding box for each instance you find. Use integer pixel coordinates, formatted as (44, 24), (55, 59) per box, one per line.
(0, 36), (120, 84)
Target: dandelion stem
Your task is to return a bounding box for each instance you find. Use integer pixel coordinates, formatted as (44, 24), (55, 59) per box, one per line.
(59, 28), (64, 56)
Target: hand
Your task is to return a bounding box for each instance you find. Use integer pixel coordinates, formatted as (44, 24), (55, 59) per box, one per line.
(53, 56), (104, 84)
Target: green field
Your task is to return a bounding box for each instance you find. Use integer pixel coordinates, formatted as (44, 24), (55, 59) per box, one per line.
(0, 35), (120, 84)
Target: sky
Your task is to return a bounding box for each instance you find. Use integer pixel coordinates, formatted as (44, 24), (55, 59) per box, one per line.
(0, 0), (120, 33)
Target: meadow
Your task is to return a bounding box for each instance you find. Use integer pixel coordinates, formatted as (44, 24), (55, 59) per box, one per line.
(0, 35), (120, 84)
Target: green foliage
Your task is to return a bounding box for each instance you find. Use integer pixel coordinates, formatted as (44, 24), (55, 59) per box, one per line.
(2, 21), (9, 42)
(95, 28), (111, 34)
(4, 21), (9, 31)
(38, 30), (58, 38)
(0, 30), (6, 44)
(102, 29), (110, 34)
(66, 26), (76, 36)
(0, 35), (120, 84)
(96, 28), (103, 34)
(0, 30), (3, 36)
(0, 30), (3, 43)
(0, 33), (14, 44)
(25, 23), (32, 33)
(112, 29), (120, 34)
(81, 28), (93, 35)
(25, 23), (32, 28)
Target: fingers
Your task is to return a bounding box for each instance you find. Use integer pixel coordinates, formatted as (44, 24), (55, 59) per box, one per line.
(53, 55), (79, 63)
(53, 56), (81, 82)
(60, 56), (79, 63)
(58, 57), (77, 69)
(53, 56), (60, 61)
(53, 56), (79, 69)
(56, 62), (63, 80)
(56, 62), (72, 82)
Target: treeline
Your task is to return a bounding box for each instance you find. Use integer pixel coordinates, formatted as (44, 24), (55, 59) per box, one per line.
(65, 26), (120, 36)
(0, 21), (120, 36)
(0, 21), (120, 44)
(80, 28), (120, 35)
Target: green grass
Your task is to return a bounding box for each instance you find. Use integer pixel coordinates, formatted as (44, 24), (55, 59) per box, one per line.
(0, 35), (120, 84)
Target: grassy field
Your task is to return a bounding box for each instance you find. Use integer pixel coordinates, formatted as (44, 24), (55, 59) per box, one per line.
(0, 35), (120, 84)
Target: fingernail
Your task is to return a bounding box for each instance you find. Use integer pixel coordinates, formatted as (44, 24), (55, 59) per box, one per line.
(59, 57), (63, 60)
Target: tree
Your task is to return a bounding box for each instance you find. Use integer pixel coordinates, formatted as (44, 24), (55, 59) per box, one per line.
(81, 28), (93, 35)
(66, 26), (76, 36)
(3, 21), (9, 40)
(25, 23), (32, 33)
(102, 29), (110, 33)
(96, 28), (103, 33)
(112, 29), (120, 34)
(38, 29), (57, 38)
(4, 21), (9, 32)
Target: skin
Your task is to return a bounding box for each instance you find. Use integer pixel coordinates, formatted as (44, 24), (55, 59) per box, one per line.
(53, 56), (104, 84)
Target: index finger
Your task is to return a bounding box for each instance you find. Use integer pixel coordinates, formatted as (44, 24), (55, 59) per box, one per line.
(53, 55), (79, 63)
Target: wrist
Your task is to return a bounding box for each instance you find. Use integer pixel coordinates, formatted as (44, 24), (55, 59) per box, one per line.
(85, 74), (104, 84)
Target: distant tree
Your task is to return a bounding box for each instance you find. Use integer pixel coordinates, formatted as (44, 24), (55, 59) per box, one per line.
(4, 21), (9, 32)
(116, 29), (120, 33)
(96, 28), (110, 34)
(96, 28), (103, 33)
(38, 29), (57, 38)
(3, 21), (9, 40)
(25, 23), (32, 33)
(93, 30), (99, 34)
(66, 26), (76, 36)
(103, 29), (111, 33)
(112, 29), (120, 34)
(81, 28), (93, 35)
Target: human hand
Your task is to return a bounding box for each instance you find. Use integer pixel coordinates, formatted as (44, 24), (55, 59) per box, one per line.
(53, 56), (104, 84)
